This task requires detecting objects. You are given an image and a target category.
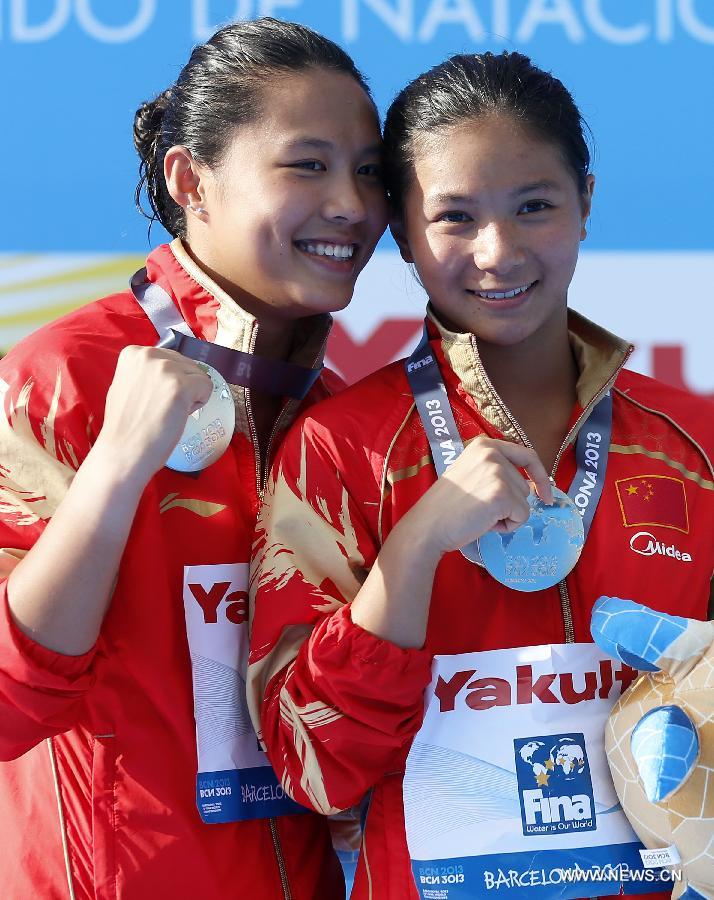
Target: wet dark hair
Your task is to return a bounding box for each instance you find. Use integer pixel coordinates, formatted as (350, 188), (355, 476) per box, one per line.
(134, 17), (375, 238)
(383, 51), (591, 213)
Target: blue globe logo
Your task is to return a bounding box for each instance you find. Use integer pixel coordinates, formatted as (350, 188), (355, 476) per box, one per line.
(477, 488), (584, 591)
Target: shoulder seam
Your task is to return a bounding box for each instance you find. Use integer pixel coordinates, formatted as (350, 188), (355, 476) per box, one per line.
(378, 401), (416, 546)
(613, 386), (714, 482)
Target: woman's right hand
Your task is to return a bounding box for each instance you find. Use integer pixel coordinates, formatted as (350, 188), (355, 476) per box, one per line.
(400, 435), (553, 560)
(6, 346), (213, 656)
(92, 345), (213, 485)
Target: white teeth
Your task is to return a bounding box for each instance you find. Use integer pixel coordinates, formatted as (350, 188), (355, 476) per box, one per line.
(476, 283), (532, 300)
(298, 241), (355, 259)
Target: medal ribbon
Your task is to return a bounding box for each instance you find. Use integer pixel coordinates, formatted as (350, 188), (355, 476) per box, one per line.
(404, 326), (612, 567)
(129, 270), (309, 823)
(131, 269), (322, 400)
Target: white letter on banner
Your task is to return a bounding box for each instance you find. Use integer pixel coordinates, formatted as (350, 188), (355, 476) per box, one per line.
(192, 0), (253, 42)
(583, 0), (649, 44)
(656, 0), (674, 42)
(516, 0), (585, 43)
(75, 0), (156, 42)
(11, 0), (70, 41)
(678, 0), (714, 43)
(258, 0), (300, 15)
(342, 0), (413, 42)
(418, 0), (486, 42)
(492, 0), (510, 38)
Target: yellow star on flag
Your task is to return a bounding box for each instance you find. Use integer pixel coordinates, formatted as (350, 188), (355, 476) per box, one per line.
(536, 771), (550, 786)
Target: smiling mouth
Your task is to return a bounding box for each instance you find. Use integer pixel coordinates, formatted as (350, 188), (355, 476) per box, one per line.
(469, 281), (537, 300)
(294, 240), (357, 260)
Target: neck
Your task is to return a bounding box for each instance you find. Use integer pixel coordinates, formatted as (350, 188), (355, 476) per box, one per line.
(182, 239), (297, 363)
(253, 314), (296, 363)
(478, 322), (577, 411)
(475, 313), (579, 470)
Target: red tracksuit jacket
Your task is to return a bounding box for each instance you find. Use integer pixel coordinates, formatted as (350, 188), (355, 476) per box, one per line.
(249, 308), (714, 900)
(0, 239), (345, 899)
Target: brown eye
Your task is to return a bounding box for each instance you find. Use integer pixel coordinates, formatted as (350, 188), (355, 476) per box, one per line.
(520, 200), (551, 214)
(440, 212), (471, 223)
(292, 160), (325, 171)
(358, 163), (381, 177)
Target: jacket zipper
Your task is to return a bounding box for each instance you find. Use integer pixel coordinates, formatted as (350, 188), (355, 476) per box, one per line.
(468, 336), (633, 643)
(259, 400), (293, 498)
(243, 324), (292, 900)
(245, 325), (264, 500)
(246, 326), (332, 500)
(269, 817), (292, 900)
(245, 323), (330, 897)
(255, 327), (331, 498)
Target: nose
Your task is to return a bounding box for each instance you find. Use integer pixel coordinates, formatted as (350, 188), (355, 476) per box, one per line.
(472, 219), (525, 274)
(322, 172), (367, 225)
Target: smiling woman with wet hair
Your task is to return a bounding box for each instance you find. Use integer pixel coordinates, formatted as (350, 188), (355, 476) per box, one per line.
(249, 49), (714, 900)
(0, 17), (386, 899)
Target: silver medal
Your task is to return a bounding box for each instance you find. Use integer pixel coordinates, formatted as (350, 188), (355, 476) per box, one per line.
(477, 486), (585, 592)
(165, 363), (235, 473)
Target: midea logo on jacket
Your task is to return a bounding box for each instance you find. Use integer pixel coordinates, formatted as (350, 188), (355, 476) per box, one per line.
(629, 531), (693, 562)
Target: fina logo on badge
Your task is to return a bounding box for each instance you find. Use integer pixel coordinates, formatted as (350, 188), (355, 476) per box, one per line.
(514, 733), (596, 837)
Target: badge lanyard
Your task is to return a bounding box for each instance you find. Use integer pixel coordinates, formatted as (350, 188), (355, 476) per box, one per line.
(130, 268), (323, 400)
(404, 327), (612, 572)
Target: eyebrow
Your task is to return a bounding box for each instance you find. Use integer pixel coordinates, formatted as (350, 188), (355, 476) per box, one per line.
(511, 180), (560, 196)
(283, 138), (382, 155)
(427, 181), (561, 207)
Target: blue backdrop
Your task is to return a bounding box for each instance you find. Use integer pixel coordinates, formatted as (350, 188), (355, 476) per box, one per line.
(3, 0), (713, 252)
(1, 1), (713, 394)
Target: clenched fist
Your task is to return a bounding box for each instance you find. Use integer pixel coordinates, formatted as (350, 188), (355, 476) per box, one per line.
(94, 346), (214, 485)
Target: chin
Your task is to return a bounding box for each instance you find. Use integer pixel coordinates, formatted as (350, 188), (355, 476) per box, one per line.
(310, 290), (354, 315)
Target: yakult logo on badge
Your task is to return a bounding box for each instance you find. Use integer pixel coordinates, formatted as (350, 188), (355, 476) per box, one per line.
(514, 733), (596, 837)
(183, 563), (250, 628)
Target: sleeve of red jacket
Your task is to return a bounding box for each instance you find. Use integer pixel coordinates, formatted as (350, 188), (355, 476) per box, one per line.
(248, 411), (433, 815)
(0, 353), (98, 761)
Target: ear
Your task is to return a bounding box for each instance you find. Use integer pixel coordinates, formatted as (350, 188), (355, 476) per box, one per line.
(389, 214), (414, 264)
(164, 145), (207, 217)
(630, 704), (699, 803)
(580, 174), (595, 241)
(591, 596), (714, 682)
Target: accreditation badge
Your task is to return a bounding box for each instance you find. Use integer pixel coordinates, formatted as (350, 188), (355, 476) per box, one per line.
(183, 563), (306, 823)
(403, 644), (666, 899)
(166, 363), (235, 473)
(477, 488), (585, 592)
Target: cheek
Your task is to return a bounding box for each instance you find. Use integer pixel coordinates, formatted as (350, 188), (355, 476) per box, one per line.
(540, 224), (582, 279)
(367, 191), (389, 234)
(421, 233), (465, 273)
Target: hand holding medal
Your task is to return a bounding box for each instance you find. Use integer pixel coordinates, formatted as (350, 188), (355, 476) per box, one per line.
(405, 328), (611, 594)
(97, 345), (218, 482)
(164, 362), (235, 473)
(477, 484), (585, 591)
(410, 435), (553, 557)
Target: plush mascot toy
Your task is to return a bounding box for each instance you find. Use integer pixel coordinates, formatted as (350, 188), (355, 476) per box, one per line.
(590, 596), (714, 899)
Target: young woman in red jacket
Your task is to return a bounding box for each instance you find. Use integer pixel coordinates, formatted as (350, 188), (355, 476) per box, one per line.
(249, 51), (714, 899)
(0, 17), (386, 899)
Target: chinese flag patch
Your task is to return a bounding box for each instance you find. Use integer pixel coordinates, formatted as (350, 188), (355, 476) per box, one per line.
(615, 475), (688, 533)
